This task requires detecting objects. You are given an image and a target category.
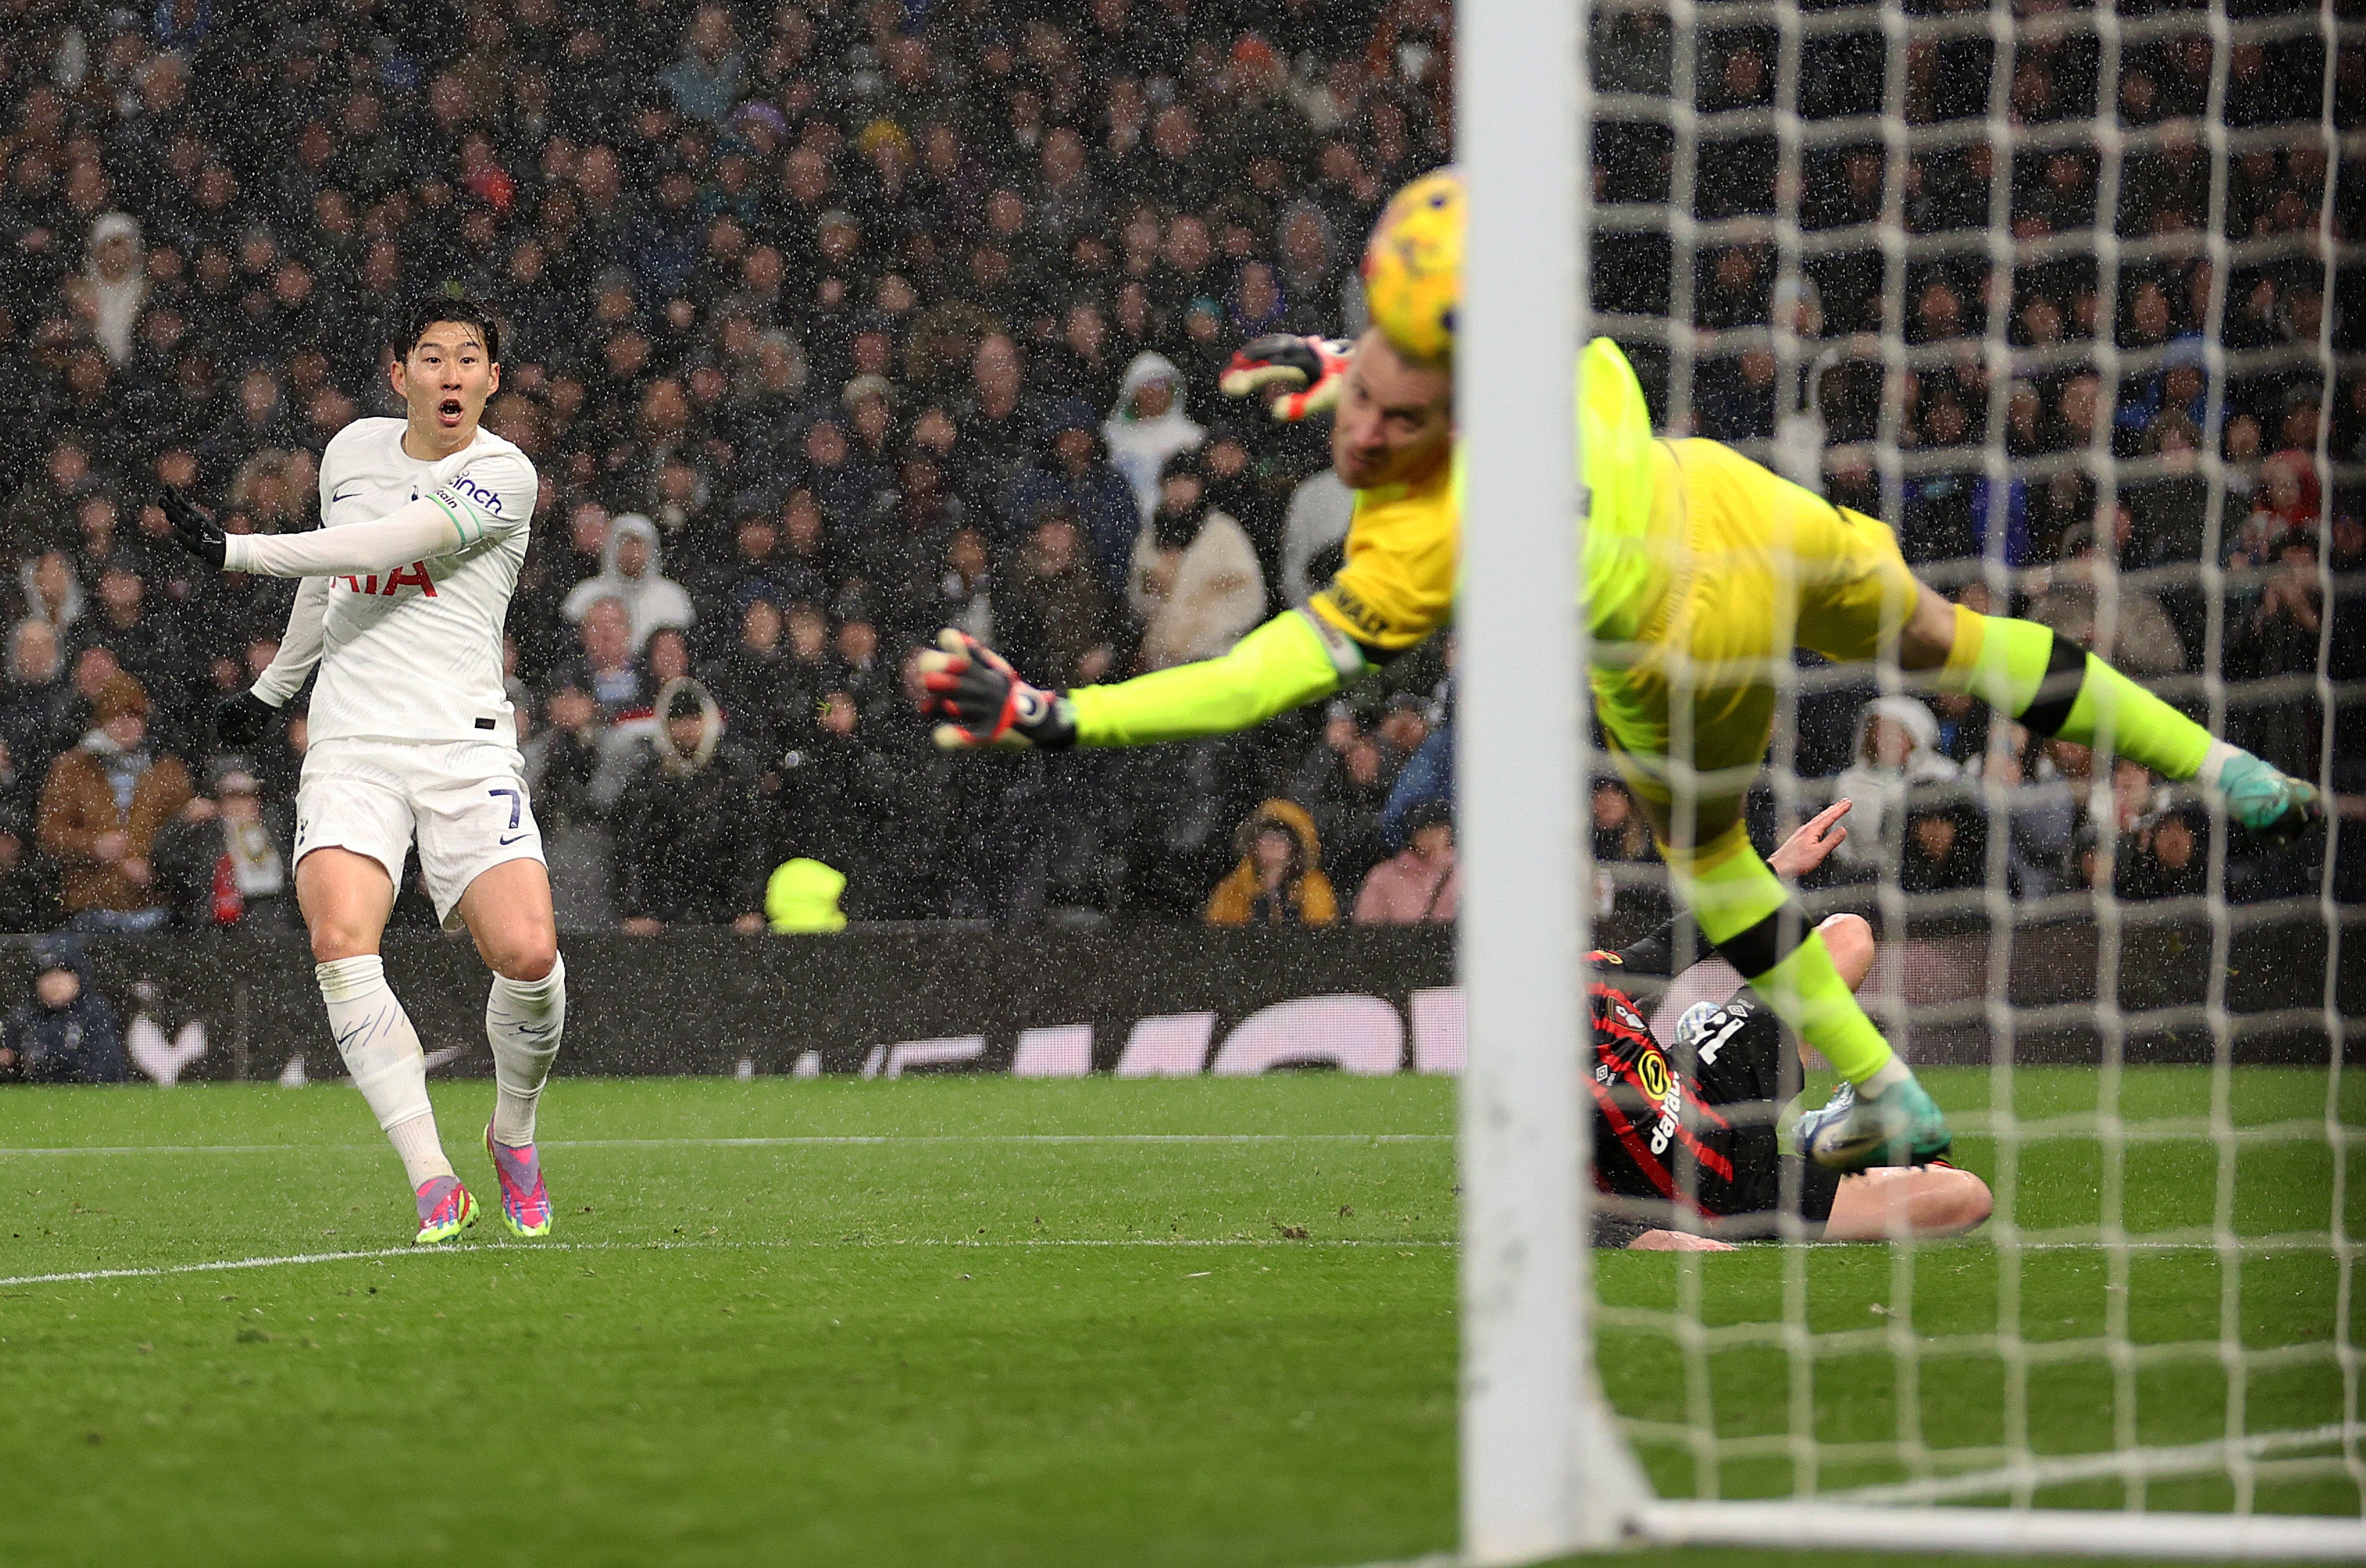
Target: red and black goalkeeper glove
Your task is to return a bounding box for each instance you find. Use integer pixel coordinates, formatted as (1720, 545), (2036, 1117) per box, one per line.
(1219, 334), (1352, 422)
(916, 629), (1077, 750)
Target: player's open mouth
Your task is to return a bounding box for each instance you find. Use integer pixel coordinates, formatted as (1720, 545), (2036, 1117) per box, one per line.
(437, 397), (465, 425)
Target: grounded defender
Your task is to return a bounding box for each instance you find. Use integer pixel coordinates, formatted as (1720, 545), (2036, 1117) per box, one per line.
(165, 298), (565, 1245)
(1589, 802), (1991, 1251)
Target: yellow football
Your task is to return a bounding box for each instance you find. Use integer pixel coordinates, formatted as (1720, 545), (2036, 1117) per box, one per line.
(1359, 167), (1464, 362)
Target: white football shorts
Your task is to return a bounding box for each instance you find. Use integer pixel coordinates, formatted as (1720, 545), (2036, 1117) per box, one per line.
(295, 736), (546, 930)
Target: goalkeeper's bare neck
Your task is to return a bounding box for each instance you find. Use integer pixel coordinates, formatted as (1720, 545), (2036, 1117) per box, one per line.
(1332, 329), (1453, 492)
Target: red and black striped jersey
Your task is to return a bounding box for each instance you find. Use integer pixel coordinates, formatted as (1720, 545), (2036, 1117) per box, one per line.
(1587, 976), (1744, 1218)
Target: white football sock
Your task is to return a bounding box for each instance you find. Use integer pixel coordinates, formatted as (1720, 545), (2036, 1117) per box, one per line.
(487, 950), (565, 1148)
(316, 955), (452, 1187)
(387, 1115), (454, 1190)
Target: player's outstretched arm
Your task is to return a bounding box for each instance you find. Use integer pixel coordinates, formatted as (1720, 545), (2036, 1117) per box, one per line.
(1767, 798), (1851, 878)
(224, 497), (467, 578)
(1596, 800), (1857, 978)
(916, 630), (1077, 749)
(920, 609), (1359, 750)
(165, 482), (518, 582)
(1627, 1228), (1737, 1251)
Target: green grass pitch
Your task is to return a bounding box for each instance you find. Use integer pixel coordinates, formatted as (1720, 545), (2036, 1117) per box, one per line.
(1, 1067), (2356, 1568)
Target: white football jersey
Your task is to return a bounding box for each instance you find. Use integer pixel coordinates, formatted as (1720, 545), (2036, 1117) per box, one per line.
(259, 418), (537, 747)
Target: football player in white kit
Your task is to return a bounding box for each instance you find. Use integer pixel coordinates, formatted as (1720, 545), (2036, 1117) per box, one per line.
(164, 299), (564, 1245)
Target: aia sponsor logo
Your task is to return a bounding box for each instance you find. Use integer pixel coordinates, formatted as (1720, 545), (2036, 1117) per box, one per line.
(340, 561), (438, 597)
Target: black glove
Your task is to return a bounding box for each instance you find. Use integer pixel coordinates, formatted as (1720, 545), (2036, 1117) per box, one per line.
(214, 689), (279, 750)
(915, 629), (1076, 749)
(161, 486), (226, 570)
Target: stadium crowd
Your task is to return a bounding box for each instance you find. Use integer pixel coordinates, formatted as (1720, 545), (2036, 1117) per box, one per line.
(0, 0), (2353, 936)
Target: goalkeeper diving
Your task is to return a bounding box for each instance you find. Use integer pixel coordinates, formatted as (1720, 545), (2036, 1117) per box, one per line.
(918, 170), (2323, 1175)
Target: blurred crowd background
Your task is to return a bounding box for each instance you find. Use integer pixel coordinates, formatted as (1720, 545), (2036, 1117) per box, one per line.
(0, 0), (2353, 941)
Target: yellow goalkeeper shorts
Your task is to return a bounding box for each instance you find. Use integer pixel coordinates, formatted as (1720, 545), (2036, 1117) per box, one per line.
(1591, 438), (1924, 814)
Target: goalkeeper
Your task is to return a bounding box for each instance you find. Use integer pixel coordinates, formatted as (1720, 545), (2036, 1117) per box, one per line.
(918, 171), (2322, 1173)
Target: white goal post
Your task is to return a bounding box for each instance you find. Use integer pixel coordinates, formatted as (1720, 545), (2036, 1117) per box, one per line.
(1452, 0), (2365, 1558)
(1456, 0), (1633, 1555)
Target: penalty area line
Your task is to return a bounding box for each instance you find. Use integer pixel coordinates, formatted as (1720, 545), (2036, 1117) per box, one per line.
(0, 1235), (1455, 1289)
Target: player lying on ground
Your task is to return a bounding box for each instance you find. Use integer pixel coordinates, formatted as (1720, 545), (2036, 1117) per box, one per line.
(1589, 800), (1992, 1251)
(164, 297), (564, 1246)
(917, 170), (2320, 1176)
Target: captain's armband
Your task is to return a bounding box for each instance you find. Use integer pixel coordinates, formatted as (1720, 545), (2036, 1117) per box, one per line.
(1296, 604), (1371, 681)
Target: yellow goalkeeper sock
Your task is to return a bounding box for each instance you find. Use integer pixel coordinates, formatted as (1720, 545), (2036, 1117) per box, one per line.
(1935, 604), (2212, 779)
(1662, 825), (1899, 1087)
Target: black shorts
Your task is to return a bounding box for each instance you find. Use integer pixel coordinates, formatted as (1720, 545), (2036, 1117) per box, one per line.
(1665, 993), (1842, 1237)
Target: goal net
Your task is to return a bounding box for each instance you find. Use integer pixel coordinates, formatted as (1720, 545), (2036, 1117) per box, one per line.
(1456, 0), (2361, 1558)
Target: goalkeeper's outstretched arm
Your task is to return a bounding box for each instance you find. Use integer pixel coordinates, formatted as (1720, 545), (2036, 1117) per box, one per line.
(920, 327), (1456, 751)
(916, 606), (1366, 750)
(1069, 609), (1365, 746)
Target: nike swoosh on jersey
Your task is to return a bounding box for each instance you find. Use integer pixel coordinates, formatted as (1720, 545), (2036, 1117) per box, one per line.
(499, 832), (531, 845)
(331, 483), (365, 503)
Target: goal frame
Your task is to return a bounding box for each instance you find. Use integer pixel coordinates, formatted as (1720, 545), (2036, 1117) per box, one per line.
(1450, 0), (2366, 1559)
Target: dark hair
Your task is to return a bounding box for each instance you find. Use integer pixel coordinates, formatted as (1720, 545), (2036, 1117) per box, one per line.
(1159, 445), (1208, 486)
(1404, 797), (1453, 836)
(392, 294), (502, 364)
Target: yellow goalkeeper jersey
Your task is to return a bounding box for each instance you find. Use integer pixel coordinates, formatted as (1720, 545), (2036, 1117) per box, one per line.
(1303, 337), (1665, 659)
(1307, 449), (1462, 656)
(1070, 337), (1916, 768)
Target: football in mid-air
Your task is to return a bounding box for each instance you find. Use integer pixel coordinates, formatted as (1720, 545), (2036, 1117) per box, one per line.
(1360, 167), (1464, 362)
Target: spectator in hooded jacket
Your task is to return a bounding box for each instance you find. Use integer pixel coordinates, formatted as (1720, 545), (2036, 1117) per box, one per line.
(1102, 351), (1206, 523)
(0, 935), (126, 1084)
(611, 679), (771, 934)
(35, 673), (192, 932)
(1129, 447), (1267, 672)
(1829, 695), (1962, 880)
(1205, 798), (1337, 926)
(561, 513), (696, 652)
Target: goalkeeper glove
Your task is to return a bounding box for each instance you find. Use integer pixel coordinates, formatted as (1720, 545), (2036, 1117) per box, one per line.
(1220, 335), (1352, 422)
(161, 486), (226, 570)
(916, 629), (1076, 750)
(214, 689), (279, 750)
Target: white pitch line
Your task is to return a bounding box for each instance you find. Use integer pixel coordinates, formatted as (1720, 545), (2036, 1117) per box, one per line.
(0, 1235), (1455, 1289)
(556, 1133), (1453, 1149)
(0, 1132), (1453, 1157)
(1826, 1423), (2363, 1505)
(0, 1244), (436, 1287)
